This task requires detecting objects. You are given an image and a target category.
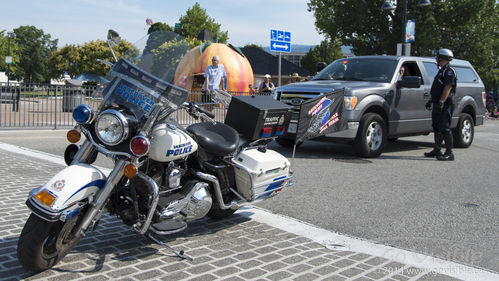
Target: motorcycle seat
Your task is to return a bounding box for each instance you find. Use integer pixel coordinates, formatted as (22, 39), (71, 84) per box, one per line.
(187, 122), (240, 156)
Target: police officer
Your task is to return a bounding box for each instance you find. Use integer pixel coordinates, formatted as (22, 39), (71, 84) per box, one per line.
(424, 49), (457, 161)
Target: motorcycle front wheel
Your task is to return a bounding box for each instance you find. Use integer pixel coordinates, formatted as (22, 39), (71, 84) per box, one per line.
(17, 213), (82, 272)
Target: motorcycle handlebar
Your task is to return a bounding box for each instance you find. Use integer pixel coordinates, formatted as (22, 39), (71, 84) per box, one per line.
(197, 105), (216, 119)
(185, 102), (216, 120)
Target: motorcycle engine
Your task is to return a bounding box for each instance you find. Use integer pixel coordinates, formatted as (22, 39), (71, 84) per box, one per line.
(139, 161), (212, 222)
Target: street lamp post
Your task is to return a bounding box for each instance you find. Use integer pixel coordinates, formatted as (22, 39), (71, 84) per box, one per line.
(6, 32), (15, 87)
(382, 0), (431, 56)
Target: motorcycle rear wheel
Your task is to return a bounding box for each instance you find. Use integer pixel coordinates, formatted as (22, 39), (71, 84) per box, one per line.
(17, 213), (82, 272)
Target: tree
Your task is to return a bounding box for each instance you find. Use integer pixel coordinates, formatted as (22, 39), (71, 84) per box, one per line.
(12, 25), (58, 82)
(243, 44), (264, 50)
(48, 40), (134, 78)
(301, 39), (343, 73)
(150, 37), (191, 83)
(178, 3), (229, 44)
(308, 0), (499, 88)
(147, 22), (172, 35)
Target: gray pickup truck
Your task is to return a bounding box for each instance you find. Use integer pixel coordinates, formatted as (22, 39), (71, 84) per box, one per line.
(273, 55), (486, 157)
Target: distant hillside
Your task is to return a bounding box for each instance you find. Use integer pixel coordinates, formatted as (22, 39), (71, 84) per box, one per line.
(263, 45), (353, 55)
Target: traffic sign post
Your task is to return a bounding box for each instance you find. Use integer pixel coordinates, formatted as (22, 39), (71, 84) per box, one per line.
(270, 29), (291, 86)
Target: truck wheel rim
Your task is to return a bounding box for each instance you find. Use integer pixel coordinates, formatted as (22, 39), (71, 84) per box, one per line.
(462, 119), (471, 143)
(366, 122), (382, 151)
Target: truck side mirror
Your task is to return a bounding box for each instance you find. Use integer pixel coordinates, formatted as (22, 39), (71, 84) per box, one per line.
(397, 76), (421, 88)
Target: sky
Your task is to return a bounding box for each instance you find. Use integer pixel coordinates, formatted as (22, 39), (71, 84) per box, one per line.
(1, 0), (325, 48)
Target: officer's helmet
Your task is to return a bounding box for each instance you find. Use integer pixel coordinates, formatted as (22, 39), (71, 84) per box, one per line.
(437, 48), (454, 61)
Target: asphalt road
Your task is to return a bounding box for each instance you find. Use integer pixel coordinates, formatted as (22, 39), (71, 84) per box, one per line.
(0, 121), (497, 273)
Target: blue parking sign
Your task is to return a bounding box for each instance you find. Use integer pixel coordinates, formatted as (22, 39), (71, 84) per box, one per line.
(271, 29), (277, 40)
(284, 32), (291, 42)
(277, 31), (284, 41)
(269, 29), (291, 53)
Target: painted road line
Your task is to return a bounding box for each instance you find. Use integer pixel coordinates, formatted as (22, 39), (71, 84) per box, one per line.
(1, 142), (497, 281)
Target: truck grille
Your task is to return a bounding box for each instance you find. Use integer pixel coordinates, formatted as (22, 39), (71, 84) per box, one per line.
(279, 92), (321, 112)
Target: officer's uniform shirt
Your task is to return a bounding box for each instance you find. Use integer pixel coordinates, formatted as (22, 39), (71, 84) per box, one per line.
(430, 63), (457, 103)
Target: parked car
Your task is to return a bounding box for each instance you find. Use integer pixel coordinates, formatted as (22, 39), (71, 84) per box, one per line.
(273, 55), (487, 157)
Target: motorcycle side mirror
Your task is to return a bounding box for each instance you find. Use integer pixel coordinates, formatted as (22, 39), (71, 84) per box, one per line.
(107, 29), (121, 63)
(107, 29), (121, 46)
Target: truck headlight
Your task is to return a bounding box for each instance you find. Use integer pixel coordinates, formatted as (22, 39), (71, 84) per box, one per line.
(344, 96), (358, 110)
(95, 109), (129, 145)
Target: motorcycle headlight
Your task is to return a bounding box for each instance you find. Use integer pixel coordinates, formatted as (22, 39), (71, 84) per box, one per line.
(95, 109), (130, 145)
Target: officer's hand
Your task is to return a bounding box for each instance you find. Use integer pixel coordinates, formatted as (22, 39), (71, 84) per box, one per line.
(425, 100), (432, 111)
(437, 100), (445, 112)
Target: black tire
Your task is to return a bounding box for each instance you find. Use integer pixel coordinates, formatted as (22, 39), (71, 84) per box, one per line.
(453, 113), (474, 148)
(206, 200), (237, 219)
(353, 113), (387, 158)
(17, 213), (82, 272)
(275, 137), (301, 148)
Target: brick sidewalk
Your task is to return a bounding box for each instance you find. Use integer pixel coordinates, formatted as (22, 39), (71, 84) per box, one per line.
(0, 149), (462, 281)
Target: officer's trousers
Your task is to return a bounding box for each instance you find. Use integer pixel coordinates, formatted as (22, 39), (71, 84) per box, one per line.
(431, 102), (454, 152)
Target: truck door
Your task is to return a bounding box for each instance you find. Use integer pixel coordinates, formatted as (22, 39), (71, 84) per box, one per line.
(389, 61), (431, 134)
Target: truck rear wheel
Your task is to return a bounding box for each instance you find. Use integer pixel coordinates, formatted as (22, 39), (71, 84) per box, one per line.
(354, 113), (387, 158)
(453, 113), (474, 148)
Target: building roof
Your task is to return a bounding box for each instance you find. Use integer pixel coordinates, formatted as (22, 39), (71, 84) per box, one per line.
(241, 47), (312, 77)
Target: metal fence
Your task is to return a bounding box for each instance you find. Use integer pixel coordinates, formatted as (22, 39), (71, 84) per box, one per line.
(0, 83), (270, 129)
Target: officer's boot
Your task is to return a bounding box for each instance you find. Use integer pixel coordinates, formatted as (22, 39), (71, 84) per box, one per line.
(424, 133), (443, 158)
(437, 132), (454, 161)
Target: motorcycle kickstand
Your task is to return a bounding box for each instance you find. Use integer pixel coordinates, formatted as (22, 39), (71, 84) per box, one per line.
(146, 233), (193, 261)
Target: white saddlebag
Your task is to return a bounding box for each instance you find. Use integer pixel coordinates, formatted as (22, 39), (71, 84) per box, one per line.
(232, 148), (291, 201)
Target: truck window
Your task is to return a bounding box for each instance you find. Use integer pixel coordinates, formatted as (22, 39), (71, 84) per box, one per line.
(423, 62), (479, 83)
(454, 67), (479, 83)
(314, 58), (397, 83)
(423, 62), (439, 79)
(399, 62), (423, 84)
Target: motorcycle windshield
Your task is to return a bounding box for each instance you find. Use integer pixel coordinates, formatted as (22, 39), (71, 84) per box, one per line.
(101, 31), (190, 121)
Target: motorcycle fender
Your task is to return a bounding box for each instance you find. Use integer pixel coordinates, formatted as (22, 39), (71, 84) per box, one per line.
(29, 163), (107, 214)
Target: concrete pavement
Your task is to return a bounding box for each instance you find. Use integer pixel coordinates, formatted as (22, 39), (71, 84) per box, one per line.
(0, 144), (496, 281)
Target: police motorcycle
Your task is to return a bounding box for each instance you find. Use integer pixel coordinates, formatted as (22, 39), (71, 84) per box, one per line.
(17, 30), (293, 272)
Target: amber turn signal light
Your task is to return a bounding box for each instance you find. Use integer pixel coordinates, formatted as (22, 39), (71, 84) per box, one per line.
(35, 189), (56, 207)
(67, 130), (81, 143)
(124, 163), (137, 179)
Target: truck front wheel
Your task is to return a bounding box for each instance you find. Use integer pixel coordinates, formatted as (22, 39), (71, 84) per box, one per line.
(354, 113), (387, 158)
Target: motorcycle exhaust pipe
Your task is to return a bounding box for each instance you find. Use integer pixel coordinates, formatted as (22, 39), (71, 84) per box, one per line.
(195, 171), (239, 210)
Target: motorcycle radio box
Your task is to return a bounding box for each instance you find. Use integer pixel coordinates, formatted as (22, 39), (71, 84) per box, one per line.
(224, 95), (292, 141)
